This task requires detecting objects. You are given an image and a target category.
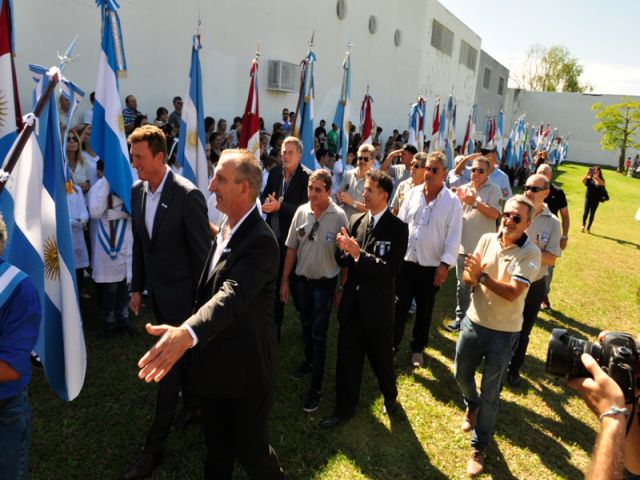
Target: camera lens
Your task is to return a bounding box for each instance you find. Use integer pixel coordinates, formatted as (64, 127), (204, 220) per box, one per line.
(546, 328), (602, 378)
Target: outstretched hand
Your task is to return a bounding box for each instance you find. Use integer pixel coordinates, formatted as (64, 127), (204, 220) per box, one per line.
(137, 323), (193, 383)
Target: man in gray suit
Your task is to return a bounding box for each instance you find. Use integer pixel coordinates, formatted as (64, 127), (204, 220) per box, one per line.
(123, 125), (211, 479)
(137, 149), (284, 479)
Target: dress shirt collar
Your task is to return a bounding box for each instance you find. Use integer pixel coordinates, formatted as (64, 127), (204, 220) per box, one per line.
(144, 166), (170, 195)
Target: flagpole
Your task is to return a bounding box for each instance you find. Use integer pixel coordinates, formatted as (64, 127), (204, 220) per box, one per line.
(293, 32), (314, 137)
(0, 71), (60, 195)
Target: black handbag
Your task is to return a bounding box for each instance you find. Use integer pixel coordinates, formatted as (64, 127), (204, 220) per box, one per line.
(600, 187), (610, 203)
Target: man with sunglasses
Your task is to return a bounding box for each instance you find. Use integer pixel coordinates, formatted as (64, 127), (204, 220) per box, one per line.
(390, 152), (427, 215)
(446, 157), (502, 333)
(507, 174), (562, 388)
(454, 195), (541, 476)
(280, 170), (348, 413)
(336, 143), (375, 218)
(453, 146), (512, 207)
(380, 143), (418, 186)
(394, 151), (462, 368)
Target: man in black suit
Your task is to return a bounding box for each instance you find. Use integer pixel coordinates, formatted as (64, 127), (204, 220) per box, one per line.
(261, 136), (311, 340)
(137, 149), (285, 479)
(124, 125), (211, 479)
(320, 171), (409, 428)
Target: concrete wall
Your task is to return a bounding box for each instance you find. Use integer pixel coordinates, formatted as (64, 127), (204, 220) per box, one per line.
(474, 49), (508, 137)
(505, 90), (640, 167)
(12, 0), (480, 139)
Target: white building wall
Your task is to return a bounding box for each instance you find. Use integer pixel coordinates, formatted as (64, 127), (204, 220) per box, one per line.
(505, 90), (640, 167)
(13, 0), (479, 141)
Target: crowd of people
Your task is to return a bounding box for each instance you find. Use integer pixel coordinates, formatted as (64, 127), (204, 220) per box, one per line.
(0, 91), (637, 480)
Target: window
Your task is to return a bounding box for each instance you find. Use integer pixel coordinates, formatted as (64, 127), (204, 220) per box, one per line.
(458, 40), (477, 71)
(431, 19), (454, 56)
(482, 66), (491, 89)
(498, 76), (505, 96)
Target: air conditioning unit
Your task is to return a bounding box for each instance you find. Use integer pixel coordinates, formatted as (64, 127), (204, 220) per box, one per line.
(267, 60), (299, 93)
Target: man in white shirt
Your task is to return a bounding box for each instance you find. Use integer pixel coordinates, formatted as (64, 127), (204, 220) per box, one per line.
(394, 151), (462, 368)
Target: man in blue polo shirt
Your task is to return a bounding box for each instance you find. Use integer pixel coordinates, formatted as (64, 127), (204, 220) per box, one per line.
(0, 215), (42, 480)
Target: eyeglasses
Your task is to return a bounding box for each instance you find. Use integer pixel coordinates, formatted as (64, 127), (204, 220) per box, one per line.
(357, 156), (371, 162)
(410, 163), (425, 169)
(425, 167), (440, 173)
(67, 137), (78, 143)
(524, 185), (546, 193)
(502, 212), (523, 224)
(308, 220), (320, 241)
(471, 167), (485, 174)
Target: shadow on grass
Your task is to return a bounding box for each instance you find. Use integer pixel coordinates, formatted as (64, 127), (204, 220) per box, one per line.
(589, 232), (640, 250)
(536, 307), (601, 339)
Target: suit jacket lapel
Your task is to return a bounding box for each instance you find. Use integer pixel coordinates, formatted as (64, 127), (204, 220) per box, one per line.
(138, 186), (151, 244)
(151, 170), (175, 242)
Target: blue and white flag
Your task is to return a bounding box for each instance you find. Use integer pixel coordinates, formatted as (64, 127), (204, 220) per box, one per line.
(494, 110), (504, 162)
(0, 0), (21, 164)
(91, 0), (133, 213)
(0, 65), (86, 401)
(505, 122), (516, 168)
(408, 96), (426, 152)
(298, 49), (317, 170)
(332, 47), (351, 176)
(444, 96), (455, 169)
(177, 33), (208, 194)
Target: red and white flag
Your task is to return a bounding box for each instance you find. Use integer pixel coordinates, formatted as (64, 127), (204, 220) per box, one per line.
(359, 93), (373, 146)
(0, 0), (22, 162)
(239, 58), (260, 161)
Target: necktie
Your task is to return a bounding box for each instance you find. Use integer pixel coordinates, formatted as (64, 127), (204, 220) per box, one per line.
(365, 216), (375, 240)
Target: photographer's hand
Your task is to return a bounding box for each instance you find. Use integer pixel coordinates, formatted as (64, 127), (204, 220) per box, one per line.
(569, 353), (625, 417)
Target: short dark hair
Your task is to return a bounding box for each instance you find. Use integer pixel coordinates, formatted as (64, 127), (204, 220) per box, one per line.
(172, 96), (182, 104)
(128, 125), (167, 158)
(402, 144), (418, 155)
(316, 148), (328, 159)
(96, 159), (104, 172)
(366, 170), (393, 200)
(156, 107), (168, 119)
(309, 169), (333, 191)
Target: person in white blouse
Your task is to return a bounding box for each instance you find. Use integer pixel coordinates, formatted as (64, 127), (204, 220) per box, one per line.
(67, 183), (90, 299)
(87, 160), (133, 335)
(393, 151), (462, 368)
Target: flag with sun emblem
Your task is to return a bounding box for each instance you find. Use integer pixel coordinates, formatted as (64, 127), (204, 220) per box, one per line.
(297, 48), (317, 170)
(332, 45), (350, 177)
(177, 32), (208, 194)
(0, 66), (86, 401)
(0, 0), (22, 164)
(91, 0), (133, 213)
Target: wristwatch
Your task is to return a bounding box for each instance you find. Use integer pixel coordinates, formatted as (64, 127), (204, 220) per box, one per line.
(479, 272), (489, 285)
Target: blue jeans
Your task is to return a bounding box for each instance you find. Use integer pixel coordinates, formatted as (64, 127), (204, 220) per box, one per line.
(454, 317), (520, 451)
(101, 279), (129, 331)
(455, 254), (472, 323)
(0, 387), (30, 480)
(290, 275), (337, 392)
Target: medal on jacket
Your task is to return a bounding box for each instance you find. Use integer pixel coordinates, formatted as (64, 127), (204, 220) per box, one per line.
(278, 195), (284, 203)
(375, 241), (391, 256)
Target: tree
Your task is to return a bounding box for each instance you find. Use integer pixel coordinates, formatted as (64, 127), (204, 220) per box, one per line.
(514, 44), (592, 93)
(592, 99), (640, 172)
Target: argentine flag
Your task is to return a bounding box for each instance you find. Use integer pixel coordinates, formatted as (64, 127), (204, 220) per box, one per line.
(0, 65), (86, 401)
(298, 50), (317, 170)
(91, 0), (133, 213)
(177, 34), (208, 194)
(332, 48), (351, 176)
(494, 111), (504, 162)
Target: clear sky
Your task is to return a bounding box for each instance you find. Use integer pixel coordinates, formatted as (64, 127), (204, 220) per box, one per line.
(439, 0), (640, 95)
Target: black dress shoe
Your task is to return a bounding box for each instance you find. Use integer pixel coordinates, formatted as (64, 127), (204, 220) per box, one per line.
(319, 415), (350, 429)
(122, 452), (163, 480)
(507, 370), (522, 388)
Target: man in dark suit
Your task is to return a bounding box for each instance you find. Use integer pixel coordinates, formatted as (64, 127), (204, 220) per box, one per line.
(124, 125), (211, 479)
(261, 136), (311, 340)
(320, 171), (409, 428)
(137, 149), (285, 479)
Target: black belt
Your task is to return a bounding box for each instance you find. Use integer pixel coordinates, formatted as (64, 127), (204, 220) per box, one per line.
(299, 275), (336, 284)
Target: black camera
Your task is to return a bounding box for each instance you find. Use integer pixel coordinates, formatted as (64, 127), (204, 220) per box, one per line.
(546, 329), (639, 404)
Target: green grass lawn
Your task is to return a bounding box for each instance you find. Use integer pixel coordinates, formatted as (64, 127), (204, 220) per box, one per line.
(28, 162), (640, 479)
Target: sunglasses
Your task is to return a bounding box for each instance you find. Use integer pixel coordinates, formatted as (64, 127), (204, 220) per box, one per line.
(67, 137), (78, 143)
(308, 220), (320, 241)
(502, 212), (523, 224)
(410, 163), (425, 169)
(471, 167), (485, 174)
(357, 156), (371, 162)
(425, 167), (440, 173)
(524, 185), (546, 193)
